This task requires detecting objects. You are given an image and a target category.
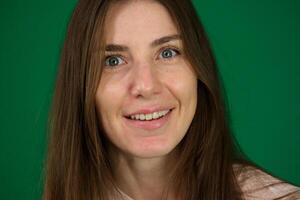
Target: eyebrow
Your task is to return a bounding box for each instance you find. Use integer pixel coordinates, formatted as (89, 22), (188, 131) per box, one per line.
(105, 34), (181, 52)
(151, 34), (181, 47)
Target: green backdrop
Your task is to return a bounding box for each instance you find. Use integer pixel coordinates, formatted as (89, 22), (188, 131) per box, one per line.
(0, 0), (299, 199)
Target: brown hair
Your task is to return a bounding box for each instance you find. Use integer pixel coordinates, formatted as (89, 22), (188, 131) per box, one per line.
(43, 0), (246, 199)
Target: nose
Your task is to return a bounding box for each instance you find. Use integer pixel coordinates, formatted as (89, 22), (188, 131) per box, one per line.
(129, 61), (162, 98)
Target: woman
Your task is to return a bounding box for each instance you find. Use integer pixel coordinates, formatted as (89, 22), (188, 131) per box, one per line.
(43, 0), (300, 199)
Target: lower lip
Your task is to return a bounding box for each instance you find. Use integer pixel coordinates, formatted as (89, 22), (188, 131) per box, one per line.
(123, 110), (172, 131)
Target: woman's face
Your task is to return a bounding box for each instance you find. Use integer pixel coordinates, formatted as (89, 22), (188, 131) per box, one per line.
(95, 1), (197, 158)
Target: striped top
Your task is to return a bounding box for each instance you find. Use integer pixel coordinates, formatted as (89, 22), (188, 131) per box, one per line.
(236, 165), (300, 200)
(112, 165), (300, 199)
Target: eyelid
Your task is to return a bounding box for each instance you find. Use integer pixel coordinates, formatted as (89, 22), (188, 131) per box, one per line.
(104, 54), (127, 67)
(104, 53), (125, 58)
(157, 45), (181, 59)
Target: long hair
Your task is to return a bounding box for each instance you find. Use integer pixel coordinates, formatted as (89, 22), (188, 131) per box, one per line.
(43, 0), (245, 199)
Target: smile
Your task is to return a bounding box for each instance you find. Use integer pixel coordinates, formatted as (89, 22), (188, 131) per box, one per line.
(123, 108), (173, 130)
(128, 109), (171, 121)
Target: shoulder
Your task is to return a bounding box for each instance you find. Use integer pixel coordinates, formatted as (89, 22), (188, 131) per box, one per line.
(233, 164), (300, 200)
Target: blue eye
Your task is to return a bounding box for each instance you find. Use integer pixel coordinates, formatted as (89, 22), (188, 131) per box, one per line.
(159, 48), (179, 59)
(105, 56), (125, 67)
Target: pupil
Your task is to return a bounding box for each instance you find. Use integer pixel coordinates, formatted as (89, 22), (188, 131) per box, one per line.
(109, 57), (118, 66)
(163, 50), (171, 58)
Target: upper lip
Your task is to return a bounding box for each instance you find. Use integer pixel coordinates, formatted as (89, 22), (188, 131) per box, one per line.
(124, 106), (174, 117)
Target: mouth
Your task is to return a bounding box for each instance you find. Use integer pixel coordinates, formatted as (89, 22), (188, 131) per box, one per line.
(123, 108), (174, 130)
(125, 109), (172, 121)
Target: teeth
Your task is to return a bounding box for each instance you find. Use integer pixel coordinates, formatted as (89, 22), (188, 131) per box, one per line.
(139, 114), (145, 120)
(129, 109), (170, 121)
(152, 112), (159, 119)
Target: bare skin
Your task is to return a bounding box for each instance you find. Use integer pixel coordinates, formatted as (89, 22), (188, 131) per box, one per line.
(109, 145), (178, 199)
(95, 1), (197, 199)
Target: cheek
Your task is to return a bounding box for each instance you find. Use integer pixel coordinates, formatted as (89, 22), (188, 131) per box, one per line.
(163, 66), (198, 130)
(96, 76), (125, 111)
(95, 78), (125, 131)
(163, 66), (197, 103)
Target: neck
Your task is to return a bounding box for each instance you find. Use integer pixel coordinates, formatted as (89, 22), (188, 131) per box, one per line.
(109, 148), (179, 200)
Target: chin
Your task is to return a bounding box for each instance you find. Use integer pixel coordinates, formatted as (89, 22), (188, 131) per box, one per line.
(127, 141), (177, 159)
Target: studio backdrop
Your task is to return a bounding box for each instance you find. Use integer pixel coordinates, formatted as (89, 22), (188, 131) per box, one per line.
(0, 0), (299, 199)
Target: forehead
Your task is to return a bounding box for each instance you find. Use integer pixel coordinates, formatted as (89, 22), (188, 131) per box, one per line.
(104, 0), (179, 44)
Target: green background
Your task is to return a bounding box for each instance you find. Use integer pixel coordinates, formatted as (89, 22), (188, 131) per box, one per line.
(0, 0), (299, 199)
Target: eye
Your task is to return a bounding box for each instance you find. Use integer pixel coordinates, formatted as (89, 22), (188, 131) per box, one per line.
(159, 48), (180, 59)
(104, 55), (125, 67)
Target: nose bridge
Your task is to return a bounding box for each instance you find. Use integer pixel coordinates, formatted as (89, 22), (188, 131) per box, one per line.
(130, 60), (161, 98)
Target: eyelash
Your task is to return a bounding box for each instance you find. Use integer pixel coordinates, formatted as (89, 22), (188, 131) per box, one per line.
(104, 54), (126, 67)
(157, 46), (181, 60)
(104, 46), (181, 68)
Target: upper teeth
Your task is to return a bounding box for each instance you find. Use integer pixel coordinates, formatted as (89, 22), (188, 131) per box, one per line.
(130, 109), (170, 121)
